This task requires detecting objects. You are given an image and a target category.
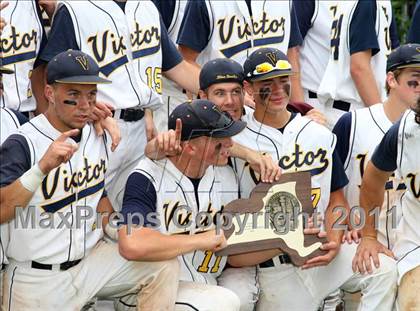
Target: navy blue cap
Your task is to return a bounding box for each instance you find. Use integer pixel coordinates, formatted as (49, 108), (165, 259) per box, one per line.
(199, 58), (244, 90)
(47, 50), (111, 85)
(244, 47), (293, 82)
(168, 99), (246, 141)
(387, 43), (420, 72)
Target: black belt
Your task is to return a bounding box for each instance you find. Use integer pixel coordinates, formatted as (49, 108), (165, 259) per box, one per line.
(307, 91), (351, 112)
(259, 254), (292, 268)
(113, 106), (145, 122)
(1, 263), (6, 271)
(31, 259), (81, 271)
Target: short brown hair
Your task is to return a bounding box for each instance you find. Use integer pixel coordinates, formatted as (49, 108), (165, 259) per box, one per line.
(385, 69), (402, 95)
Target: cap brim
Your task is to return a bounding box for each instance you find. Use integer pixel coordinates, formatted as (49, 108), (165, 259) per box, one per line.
(54, 75), (111, 84)
(0, 66), (15, 74)
(396, 63), (420, 69)
(211, 119), (247, 138)
(248, 69), (293, 82)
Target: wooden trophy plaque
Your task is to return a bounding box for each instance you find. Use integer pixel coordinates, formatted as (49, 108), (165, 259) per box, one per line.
(216, 171), (326, 266)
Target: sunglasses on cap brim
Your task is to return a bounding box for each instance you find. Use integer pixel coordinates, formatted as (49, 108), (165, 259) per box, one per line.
(253, 60), (292, 76)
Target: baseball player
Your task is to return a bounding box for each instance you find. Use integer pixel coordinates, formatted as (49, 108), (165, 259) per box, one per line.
(334, 43), (420, 249)
(160, 1), (304, 114)
(0, 63), (29, 311)
(0, 50), (179, 311)
(0, 0), (48, 115)
(228, 47), (397, 311)
(353, 97), (420, 310)
(317, 0), (399, 129)
(407, 0), (420, 44)
(33, 0), (201, 212)
(117, 99), (246, 310)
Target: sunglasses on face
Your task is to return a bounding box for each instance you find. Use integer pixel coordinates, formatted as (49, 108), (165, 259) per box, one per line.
(253, 60), (292, 76)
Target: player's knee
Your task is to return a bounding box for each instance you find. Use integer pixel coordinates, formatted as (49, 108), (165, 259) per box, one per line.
(215, 287), (241, 311)
(155, 257), (180, 282)
(376, 254), (398, 281)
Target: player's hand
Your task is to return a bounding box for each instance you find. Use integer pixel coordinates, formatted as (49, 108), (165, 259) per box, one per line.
(195, 229), (227, 252)
(305, 109), (327, 127)
(0, 1), (9, 34)
(38, 129), (80, 174)
(342, 228), (362, 244)
(247, 152), (281, 183)
(90, 101), (113, 122)
(352, 237), (395, 274)
(301, 232), (340, 269)
(154, 118), (182, 157)
(94, 116), (121, 152)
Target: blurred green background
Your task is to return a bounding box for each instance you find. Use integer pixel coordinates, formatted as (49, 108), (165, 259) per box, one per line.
(392, 0), (417, 42)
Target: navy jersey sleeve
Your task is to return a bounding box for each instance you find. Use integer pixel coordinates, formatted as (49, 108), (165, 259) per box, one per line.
(120, 172), (157, 227)
(11, 109), (29, 125)
(389, 13), (400, 49)
(371, 120), (399, 172)
(177, 0), (210, 53)
(294, 0), (315, 39)
(152, 0), (176, 30)
(407, 1), (420, 44)
(331, 147), (349, 192)
(288, 3), (303, 48)
(332, 112), (352, 165)
(349, 0), (379, 56)
(36, 5), (79, 65)
(160, 17), (183, 72)
(0, 134), (31, 187)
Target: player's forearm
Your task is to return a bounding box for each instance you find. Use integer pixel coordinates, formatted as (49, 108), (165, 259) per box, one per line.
(350, 50), (382, 106)
(163, 60), (200, 94)
(119, 226), (206, 261)
(227, 249), (282, 267)
(0, 181), (35, 223)
(229, 142), (250, 161)
(359, 162), (391, 238)
(287, 46), (305, 103)
(31, 64), (49, 115)
(324, 189), (347, 244)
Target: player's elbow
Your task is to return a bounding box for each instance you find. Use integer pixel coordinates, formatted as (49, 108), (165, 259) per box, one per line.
(118, 227), (149, 261)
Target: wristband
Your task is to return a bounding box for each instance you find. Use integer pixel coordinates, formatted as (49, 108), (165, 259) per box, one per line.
(19, 163), (46, 192)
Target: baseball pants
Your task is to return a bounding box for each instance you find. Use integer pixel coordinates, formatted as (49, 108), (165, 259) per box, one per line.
(115, 279), (241, 311)
(217, 266), (260, 311)
(2, 240), (179, 311)
(256, 243), (397, 311)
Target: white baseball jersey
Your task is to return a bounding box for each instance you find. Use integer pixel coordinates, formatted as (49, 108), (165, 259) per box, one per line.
(133, 157), (239, 285)
(300, 1), (338, 93)
(233, 112), (335, 214)
(126, 1), (163, 96)
(58, 0), (161, 110)
(7, 114), (108, 264)
(0, 108), (21, 266)
(0, 0), (43, 112)
(342, 104), (404, 248)
(317, 0), (392, 107)
(393, 110), (420, 282)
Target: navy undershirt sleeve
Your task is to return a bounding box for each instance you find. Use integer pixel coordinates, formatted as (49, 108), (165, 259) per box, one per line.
(349, 0), (379, 56)
(407, 0), (420, 44)
(371, 120), (399, 172)
(36, 6), (79, 66)
(331, 148), (349, 192)
(121, 172), (158, 227)
(0, 134), (31, 187)
(11, 109), (29, 125)
(160, 17), (183, 72)
(288, 3), (303, 48)
(294, 0), (315, 39)
(177, 0), (210, 53)
(389, 13), (400, 49)
(332, 112), (352, 165)
(152, 0), (176, 30)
